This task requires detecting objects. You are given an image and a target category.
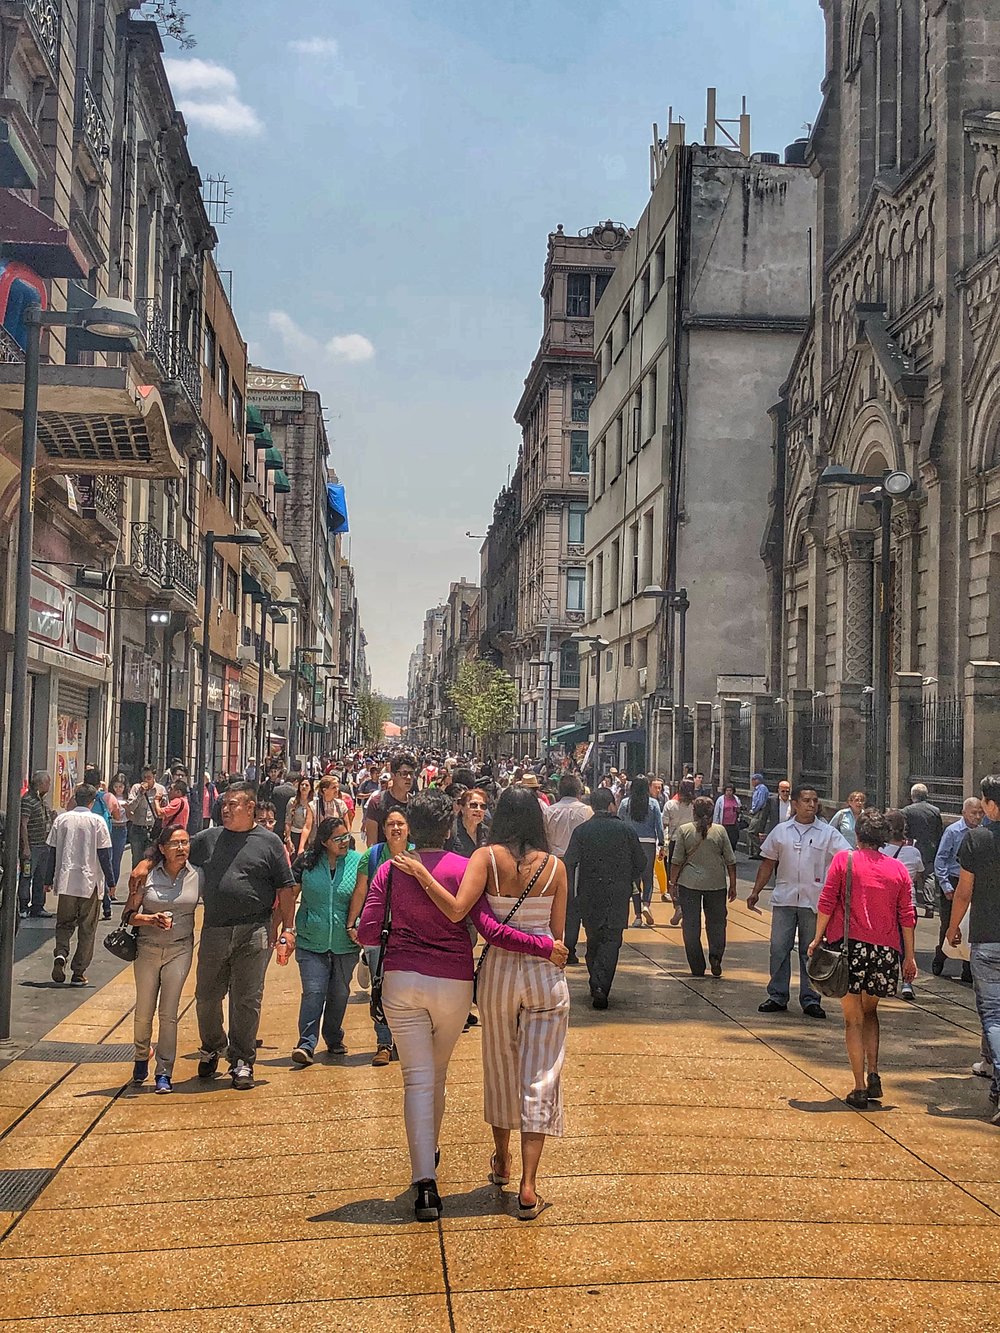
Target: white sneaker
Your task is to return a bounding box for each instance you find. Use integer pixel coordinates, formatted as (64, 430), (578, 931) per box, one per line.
(991, 1106), (1000, 1126)
(630, 917), (644, 928)
(973, 1060), (994, 1079)
(230, 1061), (254, 1090)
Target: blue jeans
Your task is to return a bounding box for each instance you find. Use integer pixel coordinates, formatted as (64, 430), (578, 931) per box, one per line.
(768, 904), (821, 1009)
(295, 948), (357, 1053)
(970, 943), (1000, 1100)
(104, 825), (128, 911)
(365, 945), (393, 1049)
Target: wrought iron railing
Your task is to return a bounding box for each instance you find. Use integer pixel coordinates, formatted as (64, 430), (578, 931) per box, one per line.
(800, 700), (833, 799)
(163, 537), (198, 602)
(130, 522), (164, 579)
(0, 326), (24, 363)
(728, 703), (751, 789)
(135, 300), (202, 412)
(760, 701), (788, 788)
(92, 473), (121, 524)
(909, 693), (964, 815)
(25, 0), (59, 74)
(171, 331), (202, 410)
(78, 72), (110, 162)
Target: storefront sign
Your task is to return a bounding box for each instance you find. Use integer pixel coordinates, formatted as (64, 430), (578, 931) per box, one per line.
(54, 714), (85, 811)
(29, 566), (107, 662)
(247, 370), (304, 412)
(207, 675), (224, 712)
(122, 646), (151, 703)
(226, 678), (241, 714)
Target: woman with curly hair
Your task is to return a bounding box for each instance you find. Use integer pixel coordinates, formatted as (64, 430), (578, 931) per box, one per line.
(808, 808), (917, 1109)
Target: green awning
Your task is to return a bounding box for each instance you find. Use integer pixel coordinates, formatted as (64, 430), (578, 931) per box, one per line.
(263, 446), (283, 470)
(254, 426), (274, 450)
(272, 469), (291, 494)
(241, 569), (264, 598)
(549, 722), (590, 744)
(246, 404), (265, 434)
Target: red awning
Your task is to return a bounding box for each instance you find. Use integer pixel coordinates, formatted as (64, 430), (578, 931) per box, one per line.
(0, 191), (86, 278)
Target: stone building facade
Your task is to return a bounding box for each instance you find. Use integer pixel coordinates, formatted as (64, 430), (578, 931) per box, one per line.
(765, 0), (1000, 809)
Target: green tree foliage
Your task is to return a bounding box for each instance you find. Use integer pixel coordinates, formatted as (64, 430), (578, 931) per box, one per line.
(357, 687), (392, 746)
(137, 3), (196, 48)
(448, 660), (518, 753)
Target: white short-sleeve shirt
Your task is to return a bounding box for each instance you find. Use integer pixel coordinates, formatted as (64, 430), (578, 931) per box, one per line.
(47, 806), (112, 898)
(759, 818), (851, 910)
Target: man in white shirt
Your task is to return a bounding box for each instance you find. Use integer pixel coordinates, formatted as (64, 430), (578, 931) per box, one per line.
(748, 783), (850, 1018)
(47, 783), (115, 986)
(545, 774), (594, 966)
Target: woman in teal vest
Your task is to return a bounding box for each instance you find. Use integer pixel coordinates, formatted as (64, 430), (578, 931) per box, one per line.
(290, 816), (366, 1066)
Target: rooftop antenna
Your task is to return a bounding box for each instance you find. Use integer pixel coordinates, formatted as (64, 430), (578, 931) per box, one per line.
(202, 175), (233, 225)
(704, 88), (751, 156)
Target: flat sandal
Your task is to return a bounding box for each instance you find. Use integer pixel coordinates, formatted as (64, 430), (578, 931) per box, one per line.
(517, 1193), (545, 1220)
(488, 1153), (510, 1186)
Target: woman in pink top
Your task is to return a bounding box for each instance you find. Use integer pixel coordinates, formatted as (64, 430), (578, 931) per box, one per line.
(809, 809), (917, 1109)
(356, 789), (567, 1224)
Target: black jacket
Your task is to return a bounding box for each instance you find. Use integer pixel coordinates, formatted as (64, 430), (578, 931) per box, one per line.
(563, 812), (646, 931)
(762, 793), (790, 838)
(902, 799), (943, 871)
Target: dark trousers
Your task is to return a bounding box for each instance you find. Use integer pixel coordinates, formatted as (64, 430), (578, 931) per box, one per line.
(679, 886), (728, 975)
(128, 823), (155, 868)
(584, 921), (623, 997)
(18, 844), (47, 914)
(566, 885), (581, 956)
(196, 923), (270, 1067)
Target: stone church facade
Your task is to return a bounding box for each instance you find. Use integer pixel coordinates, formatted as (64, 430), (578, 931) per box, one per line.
(762, 0), (1000, 808)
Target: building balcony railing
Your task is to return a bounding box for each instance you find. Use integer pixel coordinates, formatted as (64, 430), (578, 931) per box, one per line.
(136, 301), (203, 414)
(130, 522), (164, 580)
(77, 72), (111, 164)
(171, 331), (202, 411)
(24, 0), (60, 76)
(163, 537), (198, 604)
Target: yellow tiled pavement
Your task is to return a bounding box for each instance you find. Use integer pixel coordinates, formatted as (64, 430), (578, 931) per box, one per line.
(0, 902), (998, 1331)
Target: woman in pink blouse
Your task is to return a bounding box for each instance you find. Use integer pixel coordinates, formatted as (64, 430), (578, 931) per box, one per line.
(355, 789), (567, 1224)
(808, 808), (917, 1109)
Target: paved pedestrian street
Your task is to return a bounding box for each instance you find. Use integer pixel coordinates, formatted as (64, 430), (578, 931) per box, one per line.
(0, 900), (996, 1332)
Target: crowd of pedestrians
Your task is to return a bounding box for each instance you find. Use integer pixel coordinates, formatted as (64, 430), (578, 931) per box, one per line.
(12, 743), (1000, 1223)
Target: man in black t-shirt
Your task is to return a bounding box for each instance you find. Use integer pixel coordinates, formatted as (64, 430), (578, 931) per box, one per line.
(130, 780), (295, 1091)
(363, 751), (415, 845)
(952, 773), (1000, 1118)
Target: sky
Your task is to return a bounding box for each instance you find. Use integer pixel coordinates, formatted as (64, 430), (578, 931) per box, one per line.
(161, 0), (825, 695)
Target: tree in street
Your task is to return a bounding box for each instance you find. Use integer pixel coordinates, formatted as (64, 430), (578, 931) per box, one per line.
(448, 659), (518, 756)
(356, 687), (392, 747)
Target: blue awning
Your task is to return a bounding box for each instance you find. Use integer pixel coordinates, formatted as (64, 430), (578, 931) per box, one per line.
(326, 483), (349, 534)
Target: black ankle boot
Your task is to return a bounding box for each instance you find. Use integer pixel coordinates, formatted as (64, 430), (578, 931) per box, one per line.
(413, 1179), (441, 1222)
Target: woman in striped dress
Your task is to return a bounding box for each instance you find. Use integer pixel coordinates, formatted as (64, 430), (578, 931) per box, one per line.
(412, 787), (569, 1219)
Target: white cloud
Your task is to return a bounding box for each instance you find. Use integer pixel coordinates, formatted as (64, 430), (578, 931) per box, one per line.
(268, 311), (375, 365)
(163, 58), (263, 137)
(288, 36), (339, 56)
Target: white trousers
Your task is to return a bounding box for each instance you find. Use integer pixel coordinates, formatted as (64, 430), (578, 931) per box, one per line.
(382, 970), (473, 1183)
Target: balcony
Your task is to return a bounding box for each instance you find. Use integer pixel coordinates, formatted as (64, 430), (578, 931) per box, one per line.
(163, 537), (198, 605)
(136, 301), (202, 418)
(130, 522), (164, 580)
(76, 72), (110, 168)
(0, 326), (24, 363)
(22, 0), (60, 78)
(75, 472), (121, 536)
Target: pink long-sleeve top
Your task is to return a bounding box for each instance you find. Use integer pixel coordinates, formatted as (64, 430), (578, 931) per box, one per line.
(357, 850), (554, 981)
(818, 848), (917, 951)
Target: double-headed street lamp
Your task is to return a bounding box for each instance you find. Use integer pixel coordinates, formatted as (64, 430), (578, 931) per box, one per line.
(569, 633), (609, 789)
(528, 658), (554, 759)
(1, 297), (143, 1043)
(193, 529), (263, 833)
(641, 585), (690, 779)
(818, 465), (915, 809)
(288, 643), (323, 767)
(253, 596), (298, 781)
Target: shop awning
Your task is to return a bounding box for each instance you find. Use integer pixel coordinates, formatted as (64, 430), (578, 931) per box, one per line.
(254, 426), (274, 450)
(599, 727), (646, 745)
(245, 403), (265, 434)
(0, 191), (87, 278)
(549, 722), (590, 744)
(273, 469), (291, 494)
(263, 446), (283, 470)
(326, 482), (349, 534)
(242, 568), (264, 599)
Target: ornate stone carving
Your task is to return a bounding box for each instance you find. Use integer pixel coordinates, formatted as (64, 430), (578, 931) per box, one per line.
(839, 531), (875, 683)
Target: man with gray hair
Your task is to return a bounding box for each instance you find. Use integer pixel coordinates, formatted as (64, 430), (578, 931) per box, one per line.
(903, 782), (943, 916)
(18, 771), (53, 919)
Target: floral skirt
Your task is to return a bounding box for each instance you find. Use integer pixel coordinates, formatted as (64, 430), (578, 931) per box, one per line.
(837, 939), (900, 997)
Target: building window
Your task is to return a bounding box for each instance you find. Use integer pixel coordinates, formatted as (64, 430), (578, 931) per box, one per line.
(212, 551), (224, 603)
(594, 553), (604, 617)
(612, 415), (623, 479)
(641, 509), (654, 589)
(620, 300), (630, 348)
(629, 519), (640, 596)
(602, 333), (612, 380)
(646, 365), (658, 442)
(215, 452), (226, 501)
(623, 640), (633, 667)
(204, 320), (217, 379)
(218, 352), (230, 407)
(568, 501), (586, 546)
(595, 272), (611, 305)
(608, 538), (620, 609)
(605, 649), (613, 672)
(560, 640), (580, 689)
(566, 566), (586, 612)
(226, 566), (238, 614)
(229, 473), (241, 521)
(637, 634), (648, 668)
(571, 376), (596, 422)
(232, 383), (244, 436)
(590, 653), (597, 677)
(653, 238), (666, 288)
(641, 267), (650, 309)
(566, 272), (591, 317)
(569, 430), (589, 474)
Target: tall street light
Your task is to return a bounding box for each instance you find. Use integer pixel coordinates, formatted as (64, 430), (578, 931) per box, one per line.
(818, 465), (915, 808)
(288, 643), (323, 767)
(570, 633), (609, 789)
(528, 658), (554, 760)
(254, 597), (298, 781)
(641, 585), (690, 779)
(1, 297), (143, 1043)
(193, 529), (263, 833)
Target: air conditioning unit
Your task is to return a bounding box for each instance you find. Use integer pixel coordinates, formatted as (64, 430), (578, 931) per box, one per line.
(237, 644), (255, 664)
(638, 666), (647, 690)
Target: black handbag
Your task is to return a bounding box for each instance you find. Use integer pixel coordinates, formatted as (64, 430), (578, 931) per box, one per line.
(369, 868), (394, 1026)
(806, 851), (854, 998)
(103, 922), (138, 962)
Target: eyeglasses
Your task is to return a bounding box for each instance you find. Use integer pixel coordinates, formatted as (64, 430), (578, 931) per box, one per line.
(466, 801), (486, 810)
(398, 771), (415, 779)
(330, 833), (352, 844)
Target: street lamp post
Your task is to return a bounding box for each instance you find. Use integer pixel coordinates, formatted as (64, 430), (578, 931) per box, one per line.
(193, 530), (263, 833)
(528, 658), (554, 759)
(641, 586), (690, 780)
(570, 634), (609, 789)
(288, 643), (323, 769)
(254, 597), (297, 781)
(818, 465), (915, 809)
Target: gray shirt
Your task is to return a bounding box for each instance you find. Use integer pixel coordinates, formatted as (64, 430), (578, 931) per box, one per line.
(139, 863), (202, 943)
